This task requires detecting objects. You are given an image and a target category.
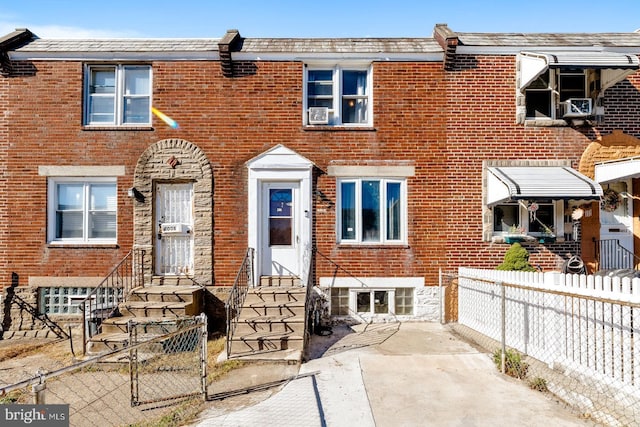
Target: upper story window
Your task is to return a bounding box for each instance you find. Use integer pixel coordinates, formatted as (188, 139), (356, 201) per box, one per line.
(47, 177), (117, 244)
(85, 65), (151, 127)
(525, 69), (589, 120)
(337, 178), (406, 244)
(516, 51), (640, 125)
(305, 64), (371, 126)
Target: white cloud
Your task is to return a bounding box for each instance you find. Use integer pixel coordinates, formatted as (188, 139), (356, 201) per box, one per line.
(0, 22), (142, 39)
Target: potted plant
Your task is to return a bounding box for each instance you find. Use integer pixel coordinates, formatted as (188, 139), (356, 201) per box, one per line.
(537, 223), (556, 243)
(504, 225), (528, 244)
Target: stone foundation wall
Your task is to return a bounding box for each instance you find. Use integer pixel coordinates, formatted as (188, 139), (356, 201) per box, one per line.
(314, 285), (443, 326)
(1, 286), (49, 339)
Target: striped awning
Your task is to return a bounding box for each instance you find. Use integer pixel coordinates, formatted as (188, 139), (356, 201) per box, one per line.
(518, 51), (640, 92)
(487, 166), (603, 206)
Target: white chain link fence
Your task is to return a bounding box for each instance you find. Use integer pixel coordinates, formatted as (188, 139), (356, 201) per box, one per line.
(453, 268), (640, 427)
(0, 314), (207, 427)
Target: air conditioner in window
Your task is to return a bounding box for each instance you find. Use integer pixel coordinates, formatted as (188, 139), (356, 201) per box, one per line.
(308, 107), (329, 124)
(561, 98), (593, 118)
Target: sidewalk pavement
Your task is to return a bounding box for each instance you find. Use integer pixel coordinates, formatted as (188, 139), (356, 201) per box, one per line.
(193, 322), (593, 427)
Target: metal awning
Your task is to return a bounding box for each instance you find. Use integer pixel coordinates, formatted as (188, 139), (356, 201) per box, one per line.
(595, 156), (640, 183)
(487, 166), (603, 206)
(518, 51), (640, 92)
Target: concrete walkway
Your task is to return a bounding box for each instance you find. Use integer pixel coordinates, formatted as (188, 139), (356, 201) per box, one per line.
(194, 322), (593, 427)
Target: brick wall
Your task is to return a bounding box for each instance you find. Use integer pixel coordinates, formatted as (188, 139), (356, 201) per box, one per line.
(442, 54), (640, 274)
(2, 50), (640, 301)
(1, 58), (450, 292)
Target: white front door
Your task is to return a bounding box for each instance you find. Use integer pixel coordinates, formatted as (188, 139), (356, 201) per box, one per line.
(155, 183), (194, 276)
(262, 182), (300, 276)
(600, 180), (634, 268)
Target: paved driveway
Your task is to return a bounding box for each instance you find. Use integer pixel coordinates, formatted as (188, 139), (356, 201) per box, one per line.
(195, 322), (592, 427)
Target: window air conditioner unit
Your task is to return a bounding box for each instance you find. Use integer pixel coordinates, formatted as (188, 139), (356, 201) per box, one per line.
(561, 98), (593, 118)
(308, 107), (329, 124)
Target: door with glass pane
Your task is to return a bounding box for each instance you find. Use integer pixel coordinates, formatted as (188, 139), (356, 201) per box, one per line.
(261, 182), (299, 276)
(600, 180), (634, 268)
(155, 183), (194, 276)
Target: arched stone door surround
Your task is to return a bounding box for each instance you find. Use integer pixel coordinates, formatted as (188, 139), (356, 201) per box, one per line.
(133, 139), (213, 285)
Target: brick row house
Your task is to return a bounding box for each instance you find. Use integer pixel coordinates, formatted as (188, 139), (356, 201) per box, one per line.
(1, 24), (640, 344)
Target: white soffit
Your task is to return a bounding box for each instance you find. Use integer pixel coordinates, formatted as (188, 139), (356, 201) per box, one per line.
(595, 157), (640, 183)
(518, 51), (640, 92)
(487, 166), (603, 206)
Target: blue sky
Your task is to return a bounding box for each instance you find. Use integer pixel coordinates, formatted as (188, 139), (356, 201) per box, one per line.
(1, 1), (639, 39)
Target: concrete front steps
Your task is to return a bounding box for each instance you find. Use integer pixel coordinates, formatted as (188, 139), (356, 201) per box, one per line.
(85, 283), (203, 355)
(226, 281), (307, 362)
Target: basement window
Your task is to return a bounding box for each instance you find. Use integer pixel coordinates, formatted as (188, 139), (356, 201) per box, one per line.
(39, 286), (119, 315)
(329, 287), (414, 316)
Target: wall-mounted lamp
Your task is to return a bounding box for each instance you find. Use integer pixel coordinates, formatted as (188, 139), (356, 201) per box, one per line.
(127, 187), (145, 203)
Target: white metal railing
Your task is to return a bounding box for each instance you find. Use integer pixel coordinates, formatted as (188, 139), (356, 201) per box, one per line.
(595, 238), (640, 270)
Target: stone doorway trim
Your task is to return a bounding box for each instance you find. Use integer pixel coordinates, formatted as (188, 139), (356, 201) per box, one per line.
(133, 139), (213, 285)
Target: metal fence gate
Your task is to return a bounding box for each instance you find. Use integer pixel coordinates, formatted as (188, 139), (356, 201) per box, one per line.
(129, 314), (207, 406)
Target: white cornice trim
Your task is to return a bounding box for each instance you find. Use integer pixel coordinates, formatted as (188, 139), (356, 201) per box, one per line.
(234, 52), (443, 62)
(10, 52), (220, 61)
(456, 45), (640, 55)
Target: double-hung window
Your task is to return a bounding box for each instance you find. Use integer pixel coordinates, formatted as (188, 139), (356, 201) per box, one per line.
(338, 178), (406, 244)
(48, 178), (117, 244)
(85, 65), (151, 126)
(305, 64), (371, 126)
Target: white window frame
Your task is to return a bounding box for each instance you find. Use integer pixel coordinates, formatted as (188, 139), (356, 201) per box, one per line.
(304, 63), (372, 126)
(47, 177), (117, 245)
(322, 276), (420, 318)
(525, 68), (588, 120)
(330, 288), (415, 316)
(337, 177), (407, 245)
(84, 64), (152, 127)
(353, 289), (393, 315)
(492, 200), (563, 237)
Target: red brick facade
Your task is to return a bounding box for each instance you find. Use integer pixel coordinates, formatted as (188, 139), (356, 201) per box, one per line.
(2, 25), (640, 326)
(0, 55), (450, 290)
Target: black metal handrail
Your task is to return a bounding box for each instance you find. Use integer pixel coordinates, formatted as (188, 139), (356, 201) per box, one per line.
(11, 294), (69, 339)
(225, 248), (254, 358)
(595, 239), (640, 271)
(301, 244), (316, 355)
(79, 248), (145, 354)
